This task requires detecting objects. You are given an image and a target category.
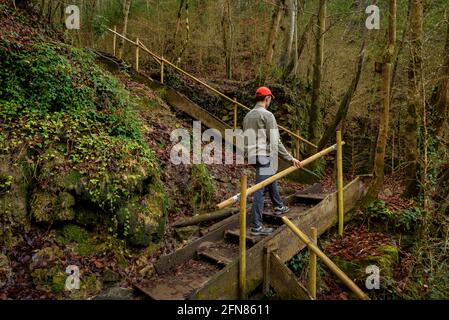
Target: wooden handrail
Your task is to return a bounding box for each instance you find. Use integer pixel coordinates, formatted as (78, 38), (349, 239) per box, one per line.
(106, 28), (318, 149)
(282, 216), (370, 300)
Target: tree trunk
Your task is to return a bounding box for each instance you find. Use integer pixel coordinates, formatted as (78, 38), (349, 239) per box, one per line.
(177, 0), (190, 65)
(222, 0), (232, 79)
(434, 20), (449, 137)
(403, 0), (423, 198)
(118, 0), (132, 59)
(263, 0), (286, 76)
(317, 33), (367, 150)
(363, 0), (397, 204)
(280, 0), (296, 70)
(308, 0), (326, 155)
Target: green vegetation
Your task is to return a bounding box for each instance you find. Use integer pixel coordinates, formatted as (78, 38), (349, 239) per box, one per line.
(0, 24), (167, 247)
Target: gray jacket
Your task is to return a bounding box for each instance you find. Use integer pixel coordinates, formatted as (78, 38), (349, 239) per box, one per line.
(242, 104), (293, 162)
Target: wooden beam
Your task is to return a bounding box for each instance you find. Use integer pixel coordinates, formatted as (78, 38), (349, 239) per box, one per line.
(172, 208), (239, 228)
(270, 252), (312, 300)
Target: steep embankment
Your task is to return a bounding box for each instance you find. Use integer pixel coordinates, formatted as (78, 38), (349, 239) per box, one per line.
(0, 2), (261, 299)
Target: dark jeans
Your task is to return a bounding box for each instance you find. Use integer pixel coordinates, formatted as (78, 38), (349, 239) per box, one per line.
(251, 156), (283, 228)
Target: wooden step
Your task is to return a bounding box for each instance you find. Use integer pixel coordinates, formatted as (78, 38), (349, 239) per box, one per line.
(291, 193), (327, 205)
(224, 228), (264, 245)
(197, 243), (237, 267)
(134, 259), (218, 300)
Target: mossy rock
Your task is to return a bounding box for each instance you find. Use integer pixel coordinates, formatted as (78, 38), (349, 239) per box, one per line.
(175, 225), (200, 241)
(54, 170), (85, 195)
(333, 244), (400, 286)
(69, 274), (102, 299)
(30, 246), (66, 294)
(0, 157), (29, 227)
(60, 224), (89, 243)
(30, 190), (76, 223)
(116, 189), (167, 247)
(58, 224), (108, 256)
(188, 164), (216, 214)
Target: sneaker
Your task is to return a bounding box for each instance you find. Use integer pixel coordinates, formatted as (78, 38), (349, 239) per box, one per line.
(251, 226), (274, 236)
(274, 206), (290, 215)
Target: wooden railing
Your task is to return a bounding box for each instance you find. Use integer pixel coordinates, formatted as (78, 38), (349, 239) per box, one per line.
(225, 131), (368, 300)
(107, 27), (318, 150)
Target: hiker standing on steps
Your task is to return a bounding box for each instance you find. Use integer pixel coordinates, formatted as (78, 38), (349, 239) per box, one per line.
(243, 86), (302, 236)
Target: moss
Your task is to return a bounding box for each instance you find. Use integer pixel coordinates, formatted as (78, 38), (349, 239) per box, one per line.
(57, 170), (84, 194)
(58, 224), (108, 257)
(30, 246), (66, 294)
(0, 156), (29, 227)
(333, 244), (400, 287)
(188, 164), (216, 214)
(56, 192), (76, 221)
(30, 190), (76, 223)
(68, 274), (102, 299)
(74, 207), (106, 227)
(50, 271), (67, 294)
(60, 224), (89, 243)
(116, 186), (167, 247)
(175, 225), (200, 241)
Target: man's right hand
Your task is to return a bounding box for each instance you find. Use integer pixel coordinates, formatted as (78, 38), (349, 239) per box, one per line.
(292, 158), (302, 168)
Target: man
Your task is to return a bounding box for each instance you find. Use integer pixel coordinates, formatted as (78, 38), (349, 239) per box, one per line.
(243, 86), (302, 236)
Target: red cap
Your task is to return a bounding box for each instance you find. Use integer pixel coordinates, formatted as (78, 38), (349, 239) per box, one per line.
(255, 86), (275, 99)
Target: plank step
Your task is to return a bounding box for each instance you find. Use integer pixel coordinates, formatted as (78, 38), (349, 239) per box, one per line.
(224, 228), (264, 245)
(197, 247), (234, 266)
(292, 193), (327, 205)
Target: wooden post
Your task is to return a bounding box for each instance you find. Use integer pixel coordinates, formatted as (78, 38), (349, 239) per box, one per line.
(233, 98), (238, 129)
(113, 26), (117, 56)
(160, 57), (165, 84)
(135, 37), (140, 71)
(337, 131), (344, 237)
(296, 129), (301, 160)
(308, 227), (317, 299)
(281, 216), (370, 300)
(239, 175), (247, 300)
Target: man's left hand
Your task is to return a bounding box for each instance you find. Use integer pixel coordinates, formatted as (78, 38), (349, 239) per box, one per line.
(292, 158), (302, 168)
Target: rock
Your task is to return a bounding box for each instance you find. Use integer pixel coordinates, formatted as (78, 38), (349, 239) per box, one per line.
(102, 268), (120, 283)
(0, 253), (12, 288)
(175, 225), (200, 241)
(58, 224), (108, 257)
(30, 190), (76, 223)
(0, 155), (29, 227)
(333, 244), (400, 287)
(29, 246), (66, 294)
(93, 286), (134, 300)
(30, 246), (64, 270)
(116, 190), (167, 247)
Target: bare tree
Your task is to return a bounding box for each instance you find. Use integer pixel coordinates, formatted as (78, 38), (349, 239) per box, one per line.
(263, 0), (286, 76)
(433, 18), (449, 138)
(308, 0), (326, 155)
(403, 0), (424, 198)
(364, 0), (397, 203)
(118, 0), (132, 59)
(222, 0), (233, 79)
(318, 33), (367, 150)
